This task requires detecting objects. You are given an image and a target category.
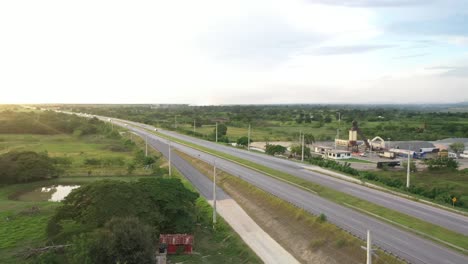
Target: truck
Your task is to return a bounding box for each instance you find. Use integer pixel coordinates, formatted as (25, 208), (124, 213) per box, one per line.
(460, 151), (468, 159)
(378, 151), (396, 159)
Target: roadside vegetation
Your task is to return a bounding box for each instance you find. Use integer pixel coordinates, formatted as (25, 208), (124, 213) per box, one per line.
(308, 156), (467, 210)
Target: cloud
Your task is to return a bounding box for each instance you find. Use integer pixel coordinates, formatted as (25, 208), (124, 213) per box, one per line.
(441, 67), (468, 77)
(308, 0), (434, 7)
(393, 53), (429, 59)
(198, 15), (329, 65)
(388, 15), (468, 36)
(309, 44), (394, 55)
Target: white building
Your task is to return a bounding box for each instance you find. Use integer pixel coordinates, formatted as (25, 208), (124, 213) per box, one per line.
(326, 149), (352, 160)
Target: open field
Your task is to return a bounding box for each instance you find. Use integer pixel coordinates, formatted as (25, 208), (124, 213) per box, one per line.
(368, 169), (468, 204)
(180, 123), (338, 142)
(0, 133), (153, 176)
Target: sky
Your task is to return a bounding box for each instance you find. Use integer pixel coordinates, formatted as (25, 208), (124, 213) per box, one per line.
(1, 0), (468, 105)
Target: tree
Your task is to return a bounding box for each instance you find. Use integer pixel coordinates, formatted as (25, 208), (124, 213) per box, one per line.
(236, 136), (251, 147)
(290, 144), (311, 159)
(0, 151), (59, 184)
(450, 142), (465, 155)
(69, 217), (155, 264)
(303, 133), (315, 145)
(48, 178), (199, 238)
(214, 123), (227, 138)
(265, 144), (286, 156)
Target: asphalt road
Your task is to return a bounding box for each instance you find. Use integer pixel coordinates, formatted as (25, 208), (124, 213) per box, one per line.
(122, 122), (468, 264)
(127, 122), (468, 237)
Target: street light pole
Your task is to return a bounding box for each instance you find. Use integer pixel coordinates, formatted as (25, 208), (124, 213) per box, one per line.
(367, 230), (372, 264)
(215, 122), (218, 143)
(407, 146), (411, 188)
(213, 160), (217, 225)
(193, 120), (196, 132)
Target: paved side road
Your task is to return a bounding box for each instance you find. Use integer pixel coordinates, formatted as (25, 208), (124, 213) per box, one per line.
(145, 131), (299, 264)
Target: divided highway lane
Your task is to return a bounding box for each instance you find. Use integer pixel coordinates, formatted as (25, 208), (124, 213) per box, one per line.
(126, 124), (468, 264)
(128, 122), (468, 236)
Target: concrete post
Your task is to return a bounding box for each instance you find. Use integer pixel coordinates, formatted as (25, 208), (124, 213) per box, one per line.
(367, 230), (372, 264)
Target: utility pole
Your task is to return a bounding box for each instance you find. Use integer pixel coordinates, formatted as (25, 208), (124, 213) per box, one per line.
(366, 230), (372, 264)
(215, 122), (218, 143)
(174, 116), (177, 129)
(145, 135), (148, 157)
(213, 160), (217, 225)
(193, 120), (196, 132)
(247, 124), (251, 151)
(407, 146), (411, 188)
(168, 141), (172, 177)
(301, 133), (305, 162)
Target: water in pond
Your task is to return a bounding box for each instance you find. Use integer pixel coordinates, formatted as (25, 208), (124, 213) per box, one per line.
(17, 185), (80, 202)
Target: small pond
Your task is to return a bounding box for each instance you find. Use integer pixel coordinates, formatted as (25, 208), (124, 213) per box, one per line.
(17, 185), (80, 202)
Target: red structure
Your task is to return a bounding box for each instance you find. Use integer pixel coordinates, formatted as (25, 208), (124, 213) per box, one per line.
(159, 234), (194, 254)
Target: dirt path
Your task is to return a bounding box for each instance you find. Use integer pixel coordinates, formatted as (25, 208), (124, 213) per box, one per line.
(207, 198), (300, 264)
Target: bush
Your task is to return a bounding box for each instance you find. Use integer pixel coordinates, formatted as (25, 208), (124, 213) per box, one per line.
(236, 136), (252, 147)
(425, 157), (459, 170)
(308, 157), (359, 176)
(0, 151), (60, 183)
(265, 144), (287, 156)
(318, 213), (327, 222)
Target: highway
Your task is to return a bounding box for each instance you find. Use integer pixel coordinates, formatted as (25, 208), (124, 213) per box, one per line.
(122, 120), (468, 237)
(118, 120), (468, 264)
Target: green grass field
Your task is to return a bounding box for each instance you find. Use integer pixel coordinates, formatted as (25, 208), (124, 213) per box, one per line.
(0, 133), (153, 176)
(370, 169), (468, 203)
(181, 122), (339, 141)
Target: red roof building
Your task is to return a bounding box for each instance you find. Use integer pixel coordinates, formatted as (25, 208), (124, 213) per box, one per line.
(159, 234), (194, 254)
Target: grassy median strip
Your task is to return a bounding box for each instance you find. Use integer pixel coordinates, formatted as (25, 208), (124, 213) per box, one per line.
(177, 150), (403, 264)
(139, 128), (468, 254)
